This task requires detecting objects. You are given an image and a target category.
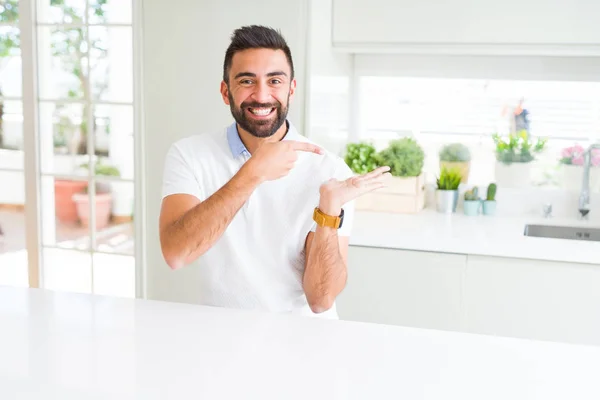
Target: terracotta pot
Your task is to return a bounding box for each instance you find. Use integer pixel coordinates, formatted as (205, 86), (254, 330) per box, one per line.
(54, 180), (88, 223)
(72, 193), (112, 229)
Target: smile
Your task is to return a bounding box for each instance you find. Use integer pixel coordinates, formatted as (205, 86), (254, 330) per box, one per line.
(248, 107), (275, 117)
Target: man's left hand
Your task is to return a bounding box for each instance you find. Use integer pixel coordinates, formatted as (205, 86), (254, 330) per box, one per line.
(318, 166), (391, 215)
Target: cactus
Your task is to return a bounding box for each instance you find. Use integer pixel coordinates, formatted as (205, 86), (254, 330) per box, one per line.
(464, 186), (479, 201)
(486, 183), (497, 201)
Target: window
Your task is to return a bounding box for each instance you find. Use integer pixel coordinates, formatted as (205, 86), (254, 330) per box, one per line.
(0, 0), (140, 298)
(0, 0), (27, 287)
(308, 76), (350, 156)
(359, 77), (600, 187)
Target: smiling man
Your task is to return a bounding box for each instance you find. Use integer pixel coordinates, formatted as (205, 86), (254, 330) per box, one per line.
(159, 25), (389, 318)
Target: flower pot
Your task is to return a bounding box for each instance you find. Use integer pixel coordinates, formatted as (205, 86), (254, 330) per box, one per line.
(495, 161), (532, 188)
(72, 192), (112, 229)
(482, 200), (497, 216)
(436, 190), (458, 214)
(463, 200), (481, 216)
(54, 180), (89, 223)
(440, 161), (470, 184)
(110, 181), (134, 222)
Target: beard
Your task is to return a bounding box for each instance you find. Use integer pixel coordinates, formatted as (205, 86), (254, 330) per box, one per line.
(228, 91), (290, 138)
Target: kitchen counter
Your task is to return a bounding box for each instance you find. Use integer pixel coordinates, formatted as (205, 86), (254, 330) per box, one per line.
(2, 286), (600, 399)
(350, 210), (600, 264)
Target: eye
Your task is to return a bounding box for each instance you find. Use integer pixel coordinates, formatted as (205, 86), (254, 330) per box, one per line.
(240, 79), (253, 85)
(270, 79), (282, 85)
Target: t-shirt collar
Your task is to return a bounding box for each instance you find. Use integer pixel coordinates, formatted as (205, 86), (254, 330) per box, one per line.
(226, 120), (299, 158)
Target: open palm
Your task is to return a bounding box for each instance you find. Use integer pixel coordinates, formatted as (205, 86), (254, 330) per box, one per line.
(320, 166), (391, 207)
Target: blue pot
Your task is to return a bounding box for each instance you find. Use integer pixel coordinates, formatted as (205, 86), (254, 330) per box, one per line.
(463, 200), (481, 216)
(482, 200), (497, 215)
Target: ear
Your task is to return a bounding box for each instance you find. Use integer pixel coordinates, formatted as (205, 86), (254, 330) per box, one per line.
(288, 78), (297, 103)
(220, 81), (230, 105)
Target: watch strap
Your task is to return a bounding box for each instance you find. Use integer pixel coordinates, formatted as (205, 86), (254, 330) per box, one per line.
(313, 207), (344, 229)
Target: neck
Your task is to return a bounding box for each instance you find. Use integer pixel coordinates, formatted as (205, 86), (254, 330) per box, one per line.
(238, 121), (289, 154)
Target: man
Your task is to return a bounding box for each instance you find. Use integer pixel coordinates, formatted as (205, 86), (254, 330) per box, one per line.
(159, 25), (389, 319)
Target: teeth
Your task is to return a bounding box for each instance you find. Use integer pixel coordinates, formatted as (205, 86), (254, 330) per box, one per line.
(250, 108), (272, 116)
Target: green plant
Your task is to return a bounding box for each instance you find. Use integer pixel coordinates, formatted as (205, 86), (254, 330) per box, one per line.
(374, 137), (424, 177)
(439, 143), (471, 162)
(79, 160), (121, 177)
(486, 183), (497, 201)
(493, 130), (547, 164)
(436, 166), (462, 190)
(77, 160), (120, 194)
(344, 142), (379, 174)
(464, 186), (479, 201)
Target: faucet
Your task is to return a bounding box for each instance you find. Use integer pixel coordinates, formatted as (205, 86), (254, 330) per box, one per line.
(578, 144), (600, 219)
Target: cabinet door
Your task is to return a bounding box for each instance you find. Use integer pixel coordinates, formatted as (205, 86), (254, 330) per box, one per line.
(333, 0), (600, 46)
(465, 255), (600, 346)
(337, 246), (467, 331)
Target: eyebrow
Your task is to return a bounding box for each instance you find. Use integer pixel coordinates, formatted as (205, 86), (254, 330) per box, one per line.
(234, 71), (288, 80)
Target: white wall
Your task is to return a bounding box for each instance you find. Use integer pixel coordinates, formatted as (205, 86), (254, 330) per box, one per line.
(142, 0), (309, 303)
(307, 0), (351, 77)
(305, 0), (353, 156)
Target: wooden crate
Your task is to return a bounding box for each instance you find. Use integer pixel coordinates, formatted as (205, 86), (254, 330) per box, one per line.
(355, 174), (425, 213)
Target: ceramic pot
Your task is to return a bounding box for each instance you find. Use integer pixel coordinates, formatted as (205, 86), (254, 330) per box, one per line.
(436, 190), (458, 214)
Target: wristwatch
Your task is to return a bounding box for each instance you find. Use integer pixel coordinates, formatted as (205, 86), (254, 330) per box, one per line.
(313, 207), (344, 229)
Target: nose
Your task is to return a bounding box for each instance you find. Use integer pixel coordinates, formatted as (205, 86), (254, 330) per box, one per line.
(251, 81), (272, 104)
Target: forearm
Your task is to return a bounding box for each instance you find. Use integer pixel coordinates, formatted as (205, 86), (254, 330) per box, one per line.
(162, 165), (261, 268)
(303, 225), (347, 313)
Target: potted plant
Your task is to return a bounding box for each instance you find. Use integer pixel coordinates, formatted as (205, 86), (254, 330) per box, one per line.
(559, 144), (600, 192)
(492, 130), (547, 188)
(344, 142), (379, 174)
(482, 183), (497, 215)
(344, 141), (380, 210)
(72, 160), (120, 229)
(436, 166), (462, 214)
(463, 186), (480, 216)
(52, 112), (90, 224)
(439, 143), (471, 183)
(372, 137), (426, 213)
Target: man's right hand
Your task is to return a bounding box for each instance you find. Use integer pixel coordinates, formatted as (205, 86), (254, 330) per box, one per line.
(244, 140), (324, 182)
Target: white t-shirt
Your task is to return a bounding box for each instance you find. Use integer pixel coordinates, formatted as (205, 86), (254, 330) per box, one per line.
(161, 121), (354, 319)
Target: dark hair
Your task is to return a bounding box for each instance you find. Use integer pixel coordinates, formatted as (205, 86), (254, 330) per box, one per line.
(223, 25), (294, 84)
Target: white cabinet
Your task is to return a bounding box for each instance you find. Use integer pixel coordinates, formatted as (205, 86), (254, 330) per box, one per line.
(332, 0), (600, 55)
(337, 246), (467, 331)
(340, 246), (600, 346)
(465, 255), (600, 346)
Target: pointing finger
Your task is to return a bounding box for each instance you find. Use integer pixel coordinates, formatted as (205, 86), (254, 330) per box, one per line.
(287, 140), (324, 155)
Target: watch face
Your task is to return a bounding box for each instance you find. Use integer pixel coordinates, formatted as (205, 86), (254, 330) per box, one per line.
(338, 208), (344, 229)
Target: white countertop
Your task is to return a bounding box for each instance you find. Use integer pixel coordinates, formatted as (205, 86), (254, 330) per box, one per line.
(2, 286), (600, 399)
(350, 210), (600, 264)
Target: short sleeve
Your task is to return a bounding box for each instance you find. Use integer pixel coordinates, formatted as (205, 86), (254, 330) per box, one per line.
(310, 159), (355, 237)
(161, 143), (204, 201)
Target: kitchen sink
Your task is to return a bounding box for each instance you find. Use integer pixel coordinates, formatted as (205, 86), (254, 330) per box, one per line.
(524, 224), (600, 242)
